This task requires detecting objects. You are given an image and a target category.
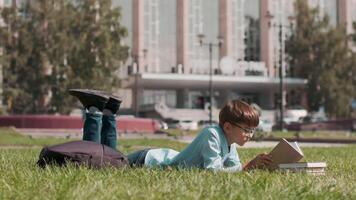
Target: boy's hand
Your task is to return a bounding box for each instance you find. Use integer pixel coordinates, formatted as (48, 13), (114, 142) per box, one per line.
(243, 153), (272, 171)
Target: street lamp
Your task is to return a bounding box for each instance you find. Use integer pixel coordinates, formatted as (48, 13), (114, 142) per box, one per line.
(197, 34), (224, 124)
(132, 49), (148, 117)
(266, 11), (294, 131)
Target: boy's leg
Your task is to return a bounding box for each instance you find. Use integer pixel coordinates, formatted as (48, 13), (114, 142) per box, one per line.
(127, 149), (151, 167)
(83, 108), (103, 143)
(100, 96), (122, 149)
(101, 113), (117, 149)
(68, 89), (109, 143)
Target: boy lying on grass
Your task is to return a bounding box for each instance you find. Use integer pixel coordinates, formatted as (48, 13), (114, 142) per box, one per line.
(70, 89), (272, 172)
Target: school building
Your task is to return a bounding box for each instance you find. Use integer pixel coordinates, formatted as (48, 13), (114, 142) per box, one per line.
(114, 0), (356, 121)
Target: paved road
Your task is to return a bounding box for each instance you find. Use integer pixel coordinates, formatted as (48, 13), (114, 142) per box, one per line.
(17, 128), (348, 148)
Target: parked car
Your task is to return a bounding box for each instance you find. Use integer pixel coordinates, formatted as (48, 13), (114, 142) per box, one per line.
(165, 119), (198, 130)
(283, 108), (308, 125)
(198, 120), (219, 128)
(286, 118), (356, 131)
(156, 120), (168, 130)
(165, 119), (180, 129)
(179, 120), (198, 130)
(256, 119), (273, 132)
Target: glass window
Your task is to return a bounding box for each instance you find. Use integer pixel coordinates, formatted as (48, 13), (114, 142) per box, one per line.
(351, 0), (356, 24)
(309, 0), (337, 26)
(114, 0), (132, 50)
(4, 0), (12, 7)
(323, 0), (337, 26)
(244, 0), (260, 61)
(188, 0), (219, 73)
(158, 0), (176, 73)
(144, 0), (160, 72)
(142, 90), (176, 107)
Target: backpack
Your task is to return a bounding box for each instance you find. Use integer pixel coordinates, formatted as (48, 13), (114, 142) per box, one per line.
(37, 140), (128, 169)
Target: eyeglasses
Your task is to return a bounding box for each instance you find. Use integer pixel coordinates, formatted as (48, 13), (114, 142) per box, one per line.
(233, 123), (255, 138)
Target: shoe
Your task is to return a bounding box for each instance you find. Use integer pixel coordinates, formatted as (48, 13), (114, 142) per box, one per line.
(104, 95), (122, 114)
(69, 89), (109, 111)
(84, 90), (123, 114)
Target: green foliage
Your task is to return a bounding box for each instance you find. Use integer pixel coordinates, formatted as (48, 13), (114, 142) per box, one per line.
(0, 0), (129, 114)
(286, 0), (355, 117)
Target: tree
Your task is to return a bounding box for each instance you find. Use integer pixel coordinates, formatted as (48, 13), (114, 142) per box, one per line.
(349, 22), (356, 117)
(0, 2), (52, 114)
(286, 0), (354, 118)
(0, 0), (129, 114)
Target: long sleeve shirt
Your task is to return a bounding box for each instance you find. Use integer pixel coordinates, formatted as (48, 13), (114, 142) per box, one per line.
(144, 125), (243, 172)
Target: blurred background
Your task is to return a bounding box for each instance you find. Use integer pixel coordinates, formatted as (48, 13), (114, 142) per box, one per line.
(0, 0), (355, 135)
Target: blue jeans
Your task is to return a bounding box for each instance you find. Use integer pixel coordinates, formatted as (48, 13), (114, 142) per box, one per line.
(83, 112), (149, 166)
(83, 112), (117, 149)
(127, 149), (151, 167)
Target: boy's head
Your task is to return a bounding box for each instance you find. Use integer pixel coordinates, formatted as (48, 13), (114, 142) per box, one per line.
(219, 99), (259, 146)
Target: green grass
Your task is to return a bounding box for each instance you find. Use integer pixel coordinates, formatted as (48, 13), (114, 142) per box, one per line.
(0, 128), (186, 153)
(265, 131), (356, 139)
(119, 139), (187, 154)
(0, 128), (356, 199)
(165, 128), (201, 137)
(0, 128), (75, 146)
(1, 147), (355, 199)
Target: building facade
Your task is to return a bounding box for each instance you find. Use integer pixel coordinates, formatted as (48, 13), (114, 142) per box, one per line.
(116, 0), (356, 116)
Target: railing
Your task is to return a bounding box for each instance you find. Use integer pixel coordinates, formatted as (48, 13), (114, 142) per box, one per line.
(167, 61), (268, 77)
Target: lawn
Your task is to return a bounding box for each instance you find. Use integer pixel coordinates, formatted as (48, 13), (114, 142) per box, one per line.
(165, 128), (356, 141)
(263, 130), (356, 140)
(0, 128), (355, 199)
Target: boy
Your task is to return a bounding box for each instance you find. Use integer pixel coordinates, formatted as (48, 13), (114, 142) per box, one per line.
(70, 89), (271, 171)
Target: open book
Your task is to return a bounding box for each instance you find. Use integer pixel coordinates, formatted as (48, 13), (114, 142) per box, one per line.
(269, 138), (304, 169)
(268, 139), (327, 174)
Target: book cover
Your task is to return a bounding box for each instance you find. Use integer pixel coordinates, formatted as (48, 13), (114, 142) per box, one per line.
(269, 138), (304, 169)
(278, 162), (327, 169)
(278, 162), (327, 175)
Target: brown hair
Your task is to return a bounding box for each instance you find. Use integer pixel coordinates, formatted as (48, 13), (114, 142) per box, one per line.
(219, 99), (259, 128)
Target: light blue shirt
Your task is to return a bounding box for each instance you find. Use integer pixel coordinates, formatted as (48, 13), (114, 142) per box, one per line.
(144, 125), (243, 172)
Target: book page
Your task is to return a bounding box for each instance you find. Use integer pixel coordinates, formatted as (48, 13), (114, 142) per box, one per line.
(290, 142), (304, 156)
(269, 139), (304, 169)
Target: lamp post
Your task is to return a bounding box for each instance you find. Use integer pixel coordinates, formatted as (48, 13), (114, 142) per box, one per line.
(266, 11), (294, 131)
(132, 49), (148, 117)
(197, 34), (223, 124)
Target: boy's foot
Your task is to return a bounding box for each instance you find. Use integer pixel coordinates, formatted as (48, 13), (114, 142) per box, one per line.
(69, 89), (109, 111)
(84, 90), (123, 114)
(104, 95), (122, 115)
